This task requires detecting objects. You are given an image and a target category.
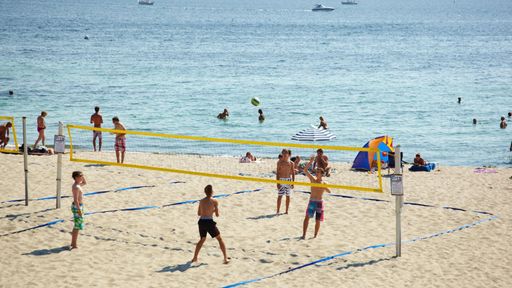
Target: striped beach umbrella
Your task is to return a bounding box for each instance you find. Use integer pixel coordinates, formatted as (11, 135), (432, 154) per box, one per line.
(291, 127), (336, 141)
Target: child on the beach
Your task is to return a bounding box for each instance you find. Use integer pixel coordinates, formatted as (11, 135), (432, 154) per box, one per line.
(276, 149), (295, 214)
(33, 111), (47, 148)
(70, 171), (86, 250)
(302, 156), (331, 239)
(112, 117), (126, 163)
(191, 185), (230, 264)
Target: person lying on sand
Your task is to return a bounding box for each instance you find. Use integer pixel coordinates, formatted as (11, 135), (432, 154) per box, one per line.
(302, 156), (331, 239)
(192, 185), (230, 264)
(240, 152), (257, 163)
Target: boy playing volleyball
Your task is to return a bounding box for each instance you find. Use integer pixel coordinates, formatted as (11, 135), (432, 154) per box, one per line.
(276, 149), (295, 214)
(302, 156), (331, 239)
(191, 185), (230, 264)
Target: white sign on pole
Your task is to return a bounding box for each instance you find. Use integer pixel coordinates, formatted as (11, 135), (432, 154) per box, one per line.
(390, 174), (403, 196)
(54, 135), (65, 154)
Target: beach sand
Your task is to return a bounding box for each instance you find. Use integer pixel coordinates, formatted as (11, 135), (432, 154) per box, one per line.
(0, 152), (510, 287)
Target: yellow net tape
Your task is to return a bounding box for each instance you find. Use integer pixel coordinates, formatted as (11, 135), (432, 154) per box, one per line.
(0, 116), (19, 154)
(67, 124), (384, 193)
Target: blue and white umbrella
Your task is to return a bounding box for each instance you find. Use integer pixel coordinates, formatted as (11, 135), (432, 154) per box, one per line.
(291, 126), (336, 141)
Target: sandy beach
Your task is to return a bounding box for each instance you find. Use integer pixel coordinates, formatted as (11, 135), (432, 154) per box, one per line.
(0, 152), (510, 287)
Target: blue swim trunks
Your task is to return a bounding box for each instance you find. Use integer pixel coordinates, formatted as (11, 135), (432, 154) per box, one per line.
(306, 200), (324, 221)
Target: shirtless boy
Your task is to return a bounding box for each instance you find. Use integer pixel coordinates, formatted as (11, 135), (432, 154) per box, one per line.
(0, 122), (12, 148)
(302, 156), (331, 239)
(276, 149), (295, 214)
(112, 117), (126, 163)
(90, 106), (103, 151)
(191, 185), (230, 264)
(33, 111), (47, 148)
(71, 171), (86, 250)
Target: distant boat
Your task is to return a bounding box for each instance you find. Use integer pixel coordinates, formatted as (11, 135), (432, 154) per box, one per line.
(341, 0), (358, 4)
(312, 4), (335, 11)
(138, 0), (154, 5)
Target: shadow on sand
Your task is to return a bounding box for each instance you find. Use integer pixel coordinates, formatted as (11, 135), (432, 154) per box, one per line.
(158, 261), (207, 273)
(22, 246), (70, 256)
(335, 255), (397, 270)
(246, 213), (280, 220)
(84, 164), (107, 167)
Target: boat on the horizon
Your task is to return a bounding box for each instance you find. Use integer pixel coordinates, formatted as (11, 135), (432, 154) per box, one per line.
(312, 4), (335, 11)
(138, 0), (154, 5)
(341, 0), (358, 5)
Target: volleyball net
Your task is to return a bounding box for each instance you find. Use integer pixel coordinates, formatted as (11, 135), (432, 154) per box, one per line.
(67, 124), (384, 193)
(0, 116), (19, 154)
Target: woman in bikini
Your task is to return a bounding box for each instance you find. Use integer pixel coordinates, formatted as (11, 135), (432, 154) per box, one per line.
(33, 111), (47, 148)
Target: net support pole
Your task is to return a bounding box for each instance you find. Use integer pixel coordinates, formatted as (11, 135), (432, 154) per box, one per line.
(394, 145), (402, 257)
(56, 122), (63, 209)
(22, 117), (29, 206)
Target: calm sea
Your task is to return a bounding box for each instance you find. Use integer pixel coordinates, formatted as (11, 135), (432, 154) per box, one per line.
(0, 0), (511, 166)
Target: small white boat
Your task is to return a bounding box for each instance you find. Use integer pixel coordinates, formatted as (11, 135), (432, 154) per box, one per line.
(312, 4), (335, 11)
(341, 0), (358, 4)
(138, 0), (154, 5)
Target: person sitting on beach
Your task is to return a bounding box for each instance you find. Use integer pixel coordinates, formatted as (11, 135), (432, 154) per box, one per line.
(0, 122), (12, 149)
(191, 185), (230, 264)
(276, 149), (295, 214)
(240, 152), (256, 163)
(500, 116), (507, 129)
(302, 156), (331, 239)
(217, 108), (229, 120)
(258, 109), (265, 122)
(413, 153), (426, 166)
(313, 148), (331, 177)
(70, 171), (86, 250)
(33, 111), (47, 148)
(318, 116), (328, 130)
(90, 106), (103, 152)
(291, 155), (305, 174)
(112, 117), (126, 164)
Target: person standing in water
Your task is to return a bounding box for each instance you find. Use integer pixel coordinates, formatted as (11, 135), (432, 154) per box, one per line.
(258, 109), (265, 122)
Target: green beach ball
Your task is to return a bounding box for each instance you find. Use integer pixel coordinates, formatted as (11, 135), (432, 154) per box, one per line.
(251, 97), (261, 106)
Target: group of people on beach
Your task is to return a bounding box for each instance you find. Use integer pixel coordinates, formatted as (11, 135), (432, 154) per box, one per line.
(89, 107), (127, 163)
(68, 147), (334, 264)
(194, 148), (333, 263)
(1, 108), (128, 163)
(274, 148), (332, 239)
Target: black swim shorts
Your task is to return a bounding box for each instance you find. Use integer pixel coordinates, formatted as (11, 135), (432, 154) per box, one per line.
(198, 219), (220, 238)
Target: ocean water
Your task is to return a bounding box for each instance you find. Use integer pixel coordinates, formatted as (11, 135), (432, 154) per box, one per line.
(0, 0), (511, 166)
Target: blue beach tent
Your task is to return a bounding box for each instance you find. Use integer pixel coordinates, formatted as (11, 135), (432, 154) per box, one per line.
(352, 136), (394, 171)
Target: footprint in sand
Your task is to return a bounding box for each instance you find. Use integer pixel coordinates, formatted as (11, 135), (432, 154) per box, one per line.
(259, 259), (273, 264)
